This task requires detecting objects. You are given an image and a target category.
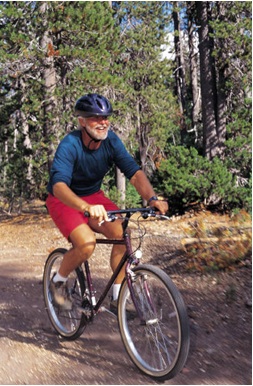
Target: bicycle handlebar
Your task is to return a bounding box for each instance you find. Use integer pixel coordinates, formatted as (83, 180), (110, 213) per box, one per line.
(107, 207), (156, 216)
(109, 207), (170, 219)
(84, 207), (170, 224)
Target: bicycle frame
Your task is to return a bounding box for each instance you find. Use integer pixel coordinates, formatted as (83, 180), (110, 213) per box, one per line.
(83, 211), (139, 315)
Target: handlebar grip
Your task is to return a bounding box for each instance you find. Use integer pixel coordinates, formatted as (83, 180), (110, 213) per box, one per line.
(84, 211), (90, 217)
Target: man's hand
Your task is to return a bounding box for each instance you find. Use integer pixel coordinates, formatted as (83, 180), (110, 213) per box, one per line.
(149, 200), (169, 215)
(85, 204), (109, 223)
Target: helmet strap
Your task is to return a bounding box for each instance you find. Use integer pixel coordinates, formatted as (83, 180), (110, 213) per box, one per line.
(82, 126), (101, 148)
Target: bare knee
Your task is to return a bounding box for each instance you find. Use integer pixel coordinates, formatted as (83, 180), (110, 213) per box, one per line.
(69, 224), (96, 264)
(74, 240), (96, 263)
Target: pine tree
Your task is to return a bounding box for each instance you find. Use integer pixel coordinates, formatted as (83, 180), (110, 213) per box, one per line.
(112, 1), (179, 178)
(0, 1), (251, 211)
(0, 1), (123, 204)
(209, 1), (252, 184)
(158, 1), (251, 210)
(194, 1), (251, 162)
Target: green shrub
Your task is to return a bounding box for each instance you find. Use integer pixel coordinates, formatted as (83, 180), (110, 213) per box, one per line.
(156, 146), (251, 211)
(102, 179), (141, 208)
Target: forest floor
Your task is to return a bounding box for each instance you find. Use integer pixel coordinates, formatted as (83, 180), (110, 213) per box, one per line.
(0, 202), (252, 385)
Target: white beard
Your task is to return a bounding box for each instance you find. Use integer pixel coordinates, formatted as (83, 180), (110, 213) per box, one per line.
(85, 122), (109, 141)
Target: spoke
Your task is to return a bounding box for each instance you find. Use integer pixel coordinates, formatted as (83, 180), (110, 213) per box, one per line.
(118, 266), (189, 380)
(145, 324), (174, 368)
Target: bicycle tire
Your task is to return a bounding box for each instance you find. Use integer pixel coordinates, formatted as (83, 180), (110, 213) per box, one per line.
(117, 264), (190, 381)
(43, 248), (88, 340)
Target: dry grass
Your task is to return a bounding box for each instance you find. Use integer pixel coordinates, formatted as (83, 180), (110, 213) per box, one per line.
(181, 210), (252, 272)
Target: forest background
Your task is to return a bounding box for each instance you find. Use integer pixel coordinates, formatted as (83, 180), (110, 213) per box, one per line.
(0, 1), (251, 215)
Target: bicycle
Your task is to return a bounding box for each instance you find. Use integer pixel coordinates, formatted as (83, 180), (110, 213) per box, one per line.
(43, 207), (190, 381)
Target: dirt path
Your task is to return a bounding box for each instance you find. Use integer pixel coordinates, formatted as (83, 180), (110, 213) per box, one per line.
(0, 212), (251, 385)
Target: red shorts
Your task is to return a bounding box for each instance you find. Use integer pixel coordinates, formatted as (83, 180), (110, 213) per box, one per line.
(46, 190), (119, 239)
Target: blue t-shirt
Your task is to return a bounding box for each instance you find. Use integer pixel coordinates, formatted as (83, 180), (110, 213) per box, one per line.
(47, 130), (140, 196)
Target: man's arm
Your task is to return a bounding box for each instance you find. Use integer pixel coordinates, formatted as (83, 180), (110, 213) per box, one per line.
(130, 170), (168, 214)
(53, 182), (108, 221)
(53, 182), (88, 212)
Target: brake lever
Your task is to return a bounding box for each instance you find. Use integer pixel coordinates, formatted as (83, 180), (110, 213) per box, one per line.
(98, 215), (117, 227)
(156, 214), (171, 220)
(144, 211), (170, 220)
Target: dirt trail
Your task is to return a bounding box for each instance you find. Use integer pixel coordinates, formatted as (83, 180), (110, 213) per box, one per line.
(0, 211), (251, 385)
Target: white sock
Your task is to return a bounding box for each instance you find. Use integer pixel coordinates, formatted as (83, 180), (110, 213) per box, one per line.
(113, 284), (121, 300)
(53, 272), (68, 283)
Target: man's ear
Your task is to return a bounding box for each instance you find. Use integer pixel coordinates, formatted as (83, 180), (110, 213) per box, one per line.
(78, 116), (85, 125)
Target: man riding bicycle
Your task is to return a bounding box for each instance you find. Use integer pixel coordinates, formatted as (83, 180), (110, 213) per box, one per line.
(46, 93), (168, 311)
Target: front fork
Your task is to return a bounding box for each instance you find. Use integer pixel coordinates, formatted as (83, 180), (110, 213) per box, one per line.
(126, 261), (157, 324)
(125, 251), (146, 320)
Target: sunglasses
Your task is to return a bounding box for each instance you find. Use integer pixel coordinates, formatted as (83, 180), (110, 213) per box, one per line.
(84, 115), (109, 120)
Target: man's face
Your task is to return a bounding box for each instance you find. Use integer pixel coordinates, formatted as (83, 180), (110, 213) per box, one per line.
(81, 116), (110, 141)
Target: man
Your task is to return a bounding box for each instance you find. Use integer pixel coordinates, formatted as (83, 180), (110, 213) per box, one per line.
(46, 93), (168, 311)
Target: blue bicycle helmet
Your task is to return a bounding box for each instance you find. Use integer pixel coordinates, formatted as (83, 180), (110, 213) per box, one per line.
(75, 93), (113, 117)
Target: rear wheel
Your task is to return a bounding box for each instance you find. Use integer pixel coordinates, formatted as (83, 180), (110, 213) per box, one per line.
(43, 248), (89, 340)
(118, 264), (190, 381)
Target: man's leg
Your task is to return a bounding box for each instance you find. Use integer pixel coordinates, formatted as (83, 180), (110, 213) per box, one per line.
(89, 220), (126, 301)
(110, 244), (127, 283)
(90, 219), (135, 315)
(50, 223), (96, 310)
(58, 223), (96, 277)
(90, 218), (126, 284)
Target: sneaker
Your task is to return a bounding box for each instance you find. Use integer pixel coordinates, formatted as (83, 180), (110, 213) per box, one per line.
(110, 298), (136, 320)
(49, 278), (73, 311)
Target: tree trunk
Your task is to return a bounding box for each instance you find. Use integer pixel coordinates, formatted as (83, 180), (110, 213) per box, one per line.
(18, 77), (34, 185)
(216, 69), (227, 158)
(136, 98), (148, 206)
(215, 2), (227, 158)
(136, 99), (147, 174)
(173, 2), (187, 140)
(116, 167), (126, 209)
(196, 1), (218, 159)
(20, 110), (34, 184)
(3, 140), (8, 189)
(187, 2), (201, 140)
(39, 2), (59, 172)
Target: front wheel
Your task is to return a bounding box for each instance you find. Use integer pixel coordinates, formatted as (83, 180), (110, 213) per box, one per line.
(118, 264), (190, 381)
(43, 248), (88, 340)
